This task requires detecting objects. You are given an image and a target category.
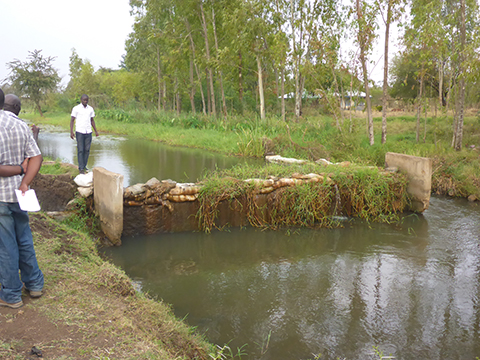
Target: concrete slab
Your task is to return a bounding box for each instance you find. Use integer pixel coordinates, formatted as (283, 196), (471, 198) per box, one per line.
(93, 167), (124, 245)
(385, 152), (432, 212)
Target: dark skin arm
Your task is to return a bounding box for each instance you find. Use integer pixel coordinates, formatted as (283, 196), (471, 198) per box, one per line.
(19, 155), (42, 194)
(70, 116), (76, 139)
(91, 117), (99, 136)
(0, 158), (29, 177)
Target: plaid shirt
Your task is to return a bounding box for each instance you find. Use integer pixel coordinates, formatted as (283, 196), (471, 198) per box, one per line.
(0, 110), (41, 202)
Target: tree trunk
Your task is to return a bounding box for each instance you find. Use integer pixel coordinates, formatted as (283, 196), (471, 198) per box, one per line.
(281, 66), (286, 122)
(330, 64), (343, 130)
(438, 59), (444, 114)
(357, 0), (374, 145)
(186, 19), (205, 114)
(36, 101), (44, 117)
(200, 2), (216, 116)
(291, 0), (303, 120)
(156, 47), (163, 112)
(189, 58), (196, 114)
(416, 72), (424, 143)
(238, 51), (244, 113)
(257, 55), (266, 121)
(381, 0), (392, 144)
(455, 0), (466, 151)
(212, 5), (227, 118)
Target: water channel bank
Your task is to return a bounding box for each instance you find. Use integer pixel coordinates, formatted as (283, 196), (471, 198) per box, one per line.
(87, 152), (431, 244)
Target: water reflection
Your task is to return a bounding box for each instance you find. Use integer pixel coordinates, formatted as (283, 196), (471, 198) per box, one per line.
(103, 197), (480, 359)
(37, 131), (262, 186)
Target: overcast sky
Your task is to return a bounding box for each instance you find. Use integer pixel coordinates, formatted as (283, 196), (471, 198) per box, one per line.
(1, 0), (134, 88)
(1, 1), (396, 90)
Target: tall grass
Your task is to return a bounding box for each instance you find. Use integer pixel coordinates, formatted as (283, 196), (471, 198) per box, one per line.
(22, 108), (480, 198)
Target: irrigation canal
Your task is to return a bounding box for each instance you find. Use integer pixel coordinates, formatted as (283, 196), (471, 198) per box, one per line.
(38, 130), (480, 360)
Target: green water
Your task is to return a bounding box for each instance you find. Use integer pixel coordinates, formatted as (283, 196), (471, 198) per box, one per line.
(104, 196), (480, 360)
(38, 132), (262, 186)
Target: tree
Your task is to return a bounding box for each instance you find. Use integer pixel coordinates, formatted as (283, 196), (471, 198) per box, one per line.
(354, 0), (377, 145)
(378, 0), (404, 144)
(6, 49), (60, 116)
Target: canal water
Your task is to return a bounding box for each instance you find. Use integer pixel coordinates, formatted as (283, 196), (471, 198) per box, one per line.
(103, 196), (480, 360)
(37, 129), (480, 359)
(37, 131), (262, 186)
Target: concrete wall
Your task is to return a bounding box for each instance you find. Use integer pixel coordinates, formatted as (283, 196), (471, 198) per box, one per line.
(93, 167), (124, 245)
(385, 152), (432, 212)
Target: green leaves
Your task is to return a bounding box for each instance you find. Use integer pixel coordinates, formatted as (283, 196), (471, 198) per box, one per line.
(6, 49), (60, 116)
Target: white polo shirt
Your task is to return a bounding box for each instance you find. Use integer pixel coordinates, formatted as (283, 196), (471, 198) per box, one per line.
(71, 103), (95, 134)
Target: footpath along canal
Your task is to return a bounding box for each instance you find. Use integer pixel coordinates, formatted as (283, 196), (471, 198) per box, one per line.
(38, 129), (480, 359)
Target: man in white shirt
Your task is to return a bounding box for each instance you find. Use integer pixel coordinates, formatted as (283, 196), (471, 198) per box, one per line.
(70, 94), (99, 174)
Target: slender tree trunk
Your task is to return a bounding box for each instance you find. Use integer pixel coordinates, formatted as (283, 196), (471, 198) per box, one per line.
(423, 97), (427, 143)
(156, 47), (163, 112)
(381, 0), (392, 144)
(438, 59), (443, 113)
(281, 66), (286, 121)
(175, 76), (181, 116)
(212, 5), (227, 118)
(206, 68), (211, 114)
(189, 58), (196, 114)
(357, 0), (374, 145)
(455, 0), (466, 150)
(416, 72), (424, 143)
(238, 51), (244, 113)
(257, 55), (265, 121)
(200, 2), (216, 116)
(291, 0), (303, 120)
(186, 19), (205, 114)
(330, 65), (343, 130)
(36, 102), (44, 117)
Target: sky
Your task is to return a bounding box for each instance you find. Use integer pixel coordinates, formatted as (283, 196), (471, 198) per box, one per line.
(1, 1), (398, 90)
(1, 0), (134, 88)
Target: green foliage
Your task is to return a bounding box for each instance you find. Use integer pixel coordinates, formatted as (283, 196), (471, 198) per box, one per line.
(60, 198), (99, 236)
(6, 49), (60, 116)
(97, 109), (133, 122)
(196, 163), (409, 232)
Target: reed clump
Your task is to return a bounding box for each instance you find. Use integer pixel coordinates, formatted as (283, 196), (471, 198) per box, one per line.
(196, 164), (410, 232)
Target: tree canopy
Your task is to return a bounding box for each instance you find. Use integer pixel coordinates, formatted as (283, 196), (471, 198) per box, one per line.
(6, 49), (60, 116)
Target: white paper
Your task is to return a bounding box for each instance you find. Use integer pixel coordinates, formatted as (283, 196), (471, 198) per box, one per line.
(15, 189), (41, 212)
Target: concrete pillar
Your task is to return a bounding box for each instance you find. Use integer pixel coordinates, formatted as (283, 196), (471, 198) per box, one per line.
(385, 152), (432, 212)
(93, 167), (124, 245)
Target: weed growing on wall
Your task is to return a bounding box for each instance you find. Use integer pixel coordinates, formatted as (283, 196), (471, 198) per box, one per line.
(196, 164), (410, 232)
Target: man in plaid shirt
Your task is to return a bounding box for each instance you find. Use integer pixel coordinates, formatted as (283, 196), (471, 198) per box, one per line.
(0, 90), (44, 308)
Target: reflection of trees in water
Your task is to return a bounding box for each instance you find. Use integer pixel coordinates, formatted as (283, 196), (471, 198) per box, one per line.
(105, 198), (480, 359)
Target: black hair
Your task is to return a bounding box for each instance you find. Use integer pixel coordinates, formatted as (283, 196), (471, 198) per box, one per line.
(0, 89), (4, 109)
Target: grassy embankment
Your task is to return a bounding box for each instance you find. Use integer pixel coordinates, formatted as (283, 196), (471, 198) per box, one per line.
(0, 202), (213, 359)
(24, 108), (480, 199)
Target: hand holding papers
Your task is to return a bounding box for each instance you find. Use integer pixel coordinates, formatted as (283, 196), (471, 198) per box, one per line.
(15, 189), (41, 212)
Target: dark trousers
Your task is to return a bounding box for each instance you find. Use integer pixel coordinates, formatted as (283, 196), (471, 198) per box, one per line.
(76, 132), (92, 171)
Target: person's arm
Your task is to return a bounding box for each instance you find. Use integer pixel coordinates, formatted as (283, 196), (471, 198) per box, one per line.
(18, 155), (42, 194)
(0, 163), (26, 177)
(91, 117), (99, 137)
(70, 116), (76, 139)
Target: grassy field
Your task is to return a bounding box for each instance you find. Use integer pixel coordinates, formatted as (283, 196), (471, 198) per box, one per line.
(23, 108), (480, 199)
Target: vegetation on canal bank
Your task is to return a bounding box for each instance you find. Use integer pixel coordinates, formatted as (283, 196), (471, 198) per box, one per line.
(196, 163), (409, 232)
(23, 109), (480, 200)
(0, 210), (214, 360)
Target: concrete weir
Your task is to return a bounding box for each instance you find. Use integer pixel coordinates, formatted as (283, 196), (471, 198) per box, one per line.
(89, 153), (432, 244)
